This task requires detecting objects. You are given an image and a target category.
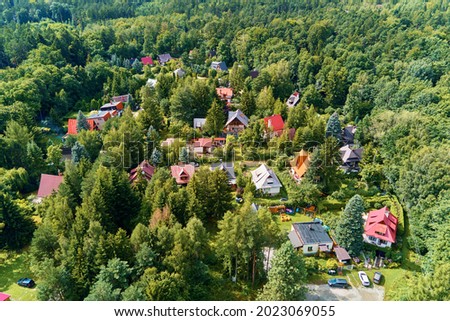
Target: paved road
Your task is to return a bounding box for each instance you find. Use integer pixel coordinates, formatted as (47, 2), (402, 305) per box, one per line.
(306, 284), (384, 301)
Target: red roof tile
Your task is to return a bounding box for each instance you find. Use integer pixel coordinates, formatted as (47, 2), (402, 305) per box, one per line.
(67, 118), (94, 135)
(216, 87), (233, 99)
(364, 207), (398, 244)
(170, 165), (195, 185)
(37, 174), (64, 198)
(141, 56), (154, 65)
(264, 114), (285, 132)
(129, 160), (155, 183)
(194, 138), (213, 148)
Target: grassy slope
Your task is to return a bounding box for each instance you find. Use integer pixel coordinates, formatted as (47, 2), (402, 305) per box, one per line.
(0, 250), (37, 301)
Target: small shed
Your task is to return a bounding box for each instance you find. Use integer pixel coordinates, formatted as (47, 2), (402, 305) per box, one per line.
(334, 246), (351, 264)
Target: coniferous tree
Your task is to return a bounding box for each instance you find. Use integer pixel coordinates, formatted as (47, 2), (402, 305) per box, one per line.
(257, 241), (307, 301)
(76, 110), (90, 133)
(204, 100), (225, 136)
(334, 194), (365, 257)
(71, 141), (89, 163)
(179, 147), (189, 164)
(325, 112), (342, 143)
(151, 148), (162, 167)
(240, 88), (256, 117)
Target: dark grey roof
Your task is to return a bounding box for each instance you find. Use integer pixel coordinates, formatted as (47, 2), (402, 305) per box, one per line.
(211, 61), (228, 71)
(292, 222), (333, 246)
(288, 230), (303, 249)
(210, 162), (236, 184)
(158, 53), (172, 64)
(342, 125), (356, 144)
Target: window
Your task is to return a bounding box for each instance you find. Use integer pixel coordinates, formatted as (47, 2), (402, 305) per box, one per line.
(307, 246), (313, 252)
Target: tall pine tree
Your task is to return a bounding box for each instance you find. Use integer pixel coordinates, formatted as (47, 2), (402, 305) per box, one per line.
(334, 194), (365, 256)
(204, 100), (225, 136)
(325, 111), (342, 143)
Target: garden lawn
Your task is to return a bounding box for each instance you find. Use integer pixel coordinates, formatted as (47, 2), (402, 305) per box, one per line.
(0, 250), (37, 301)
(278, 212), (311, 234)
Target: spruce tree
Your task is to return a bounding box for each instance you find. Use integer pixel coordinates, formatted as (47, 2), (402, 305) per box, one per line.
(151, 148), (162, 166)
(240, 88), (256, 117)
(204, 100), (225, 136)
(257, 241), (307, 301)
(179, 147), (189, 164)
(325, 111), (342, 143)
(76, 110), (90, 133)
(71, 141), (89, 163)
(334, 194), (365, 256)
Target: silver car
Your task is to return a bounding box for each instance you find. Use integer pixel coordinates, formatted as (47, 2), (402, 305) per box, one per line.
(358, 271), (370, 287)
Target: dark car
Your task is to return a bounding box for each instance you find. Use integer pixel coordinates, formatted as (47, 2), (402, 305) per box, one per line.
(327, 278), (349, 288)
(235, 197), (243, 204)
(280, 197), (288, 202)
(373, 272), (383, 284)
(17, 278), (35, 288)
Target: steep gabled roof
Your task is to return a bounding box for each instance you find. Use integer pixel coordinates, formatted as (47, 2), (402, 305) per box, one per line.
(290, 150), (310, 179)
(264, 114), (285, 132)
(286, 91), (300, 107)
(37, 174), (64, 198)
(129, 160), (155, 183)
(251, 164), (282, 190)
(340, 145), (363, 163)
(158, 53), (172, 64)
(194, 138), (213, 148)
(193, 118), (207, 129)
(364, 207), (398, 244)
(224, 109), (249, 128)
(112, 94), (132, 103)
(170, 164), (195, 184)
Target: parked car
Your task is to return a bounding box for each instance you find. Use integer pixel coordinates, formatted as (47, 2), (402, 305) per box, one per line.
(327, 278), (349, 288)
(358, 271), (370, 287)
(280, 197), (288, 202)
(373, 272), (383, 284)
(235, 197), (243, 204)
(17, 278), (35, 288)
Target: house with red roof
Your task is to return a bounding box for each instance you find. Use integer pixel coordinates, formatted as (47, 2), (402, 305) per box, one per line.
(216, 87), (233, 104)
(66, 118), (95, 136)
(0, 292), (11, 301)
(193, 138), (214, 155)
(87, 110), (116, 130)
(264, 114), (285, 137)
(100, 101), (123, 111)
(363, 206), (398, 248)
(141, 56), (154, 66)
(37, 174), (64, 199)
(129, 160), (155, 183)
(170, 164), (195, 185)
(290, 150), (310, 183)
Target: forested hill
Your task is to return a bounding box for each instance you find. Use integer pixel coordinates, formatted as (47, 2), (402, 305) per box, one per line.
(0, 0), (449, 301)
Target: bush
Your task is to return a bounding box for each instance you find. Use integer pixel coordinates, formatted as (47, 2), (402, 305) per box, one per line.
(325, 258), (338, 270)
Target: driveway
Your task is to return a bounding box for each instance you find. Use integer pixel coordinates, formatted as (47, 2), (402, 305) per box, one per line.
(306, 284), (384, 301)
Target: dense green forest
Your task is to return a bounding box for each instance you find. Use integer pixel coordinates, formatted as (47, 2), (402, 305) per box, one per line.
(0, 0), (449, 301)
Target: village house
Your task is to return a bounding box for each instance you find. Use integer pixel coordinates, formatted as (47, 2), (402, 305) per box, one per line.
(210, 61), (228, 72)
(342, 125), (357, 145)
(339, 145), (363, 173)
(157, 53), (172, 65)
(288, 222), (334, 255)
(251, 164), (282, 196)
(216, 87), (233, 104)
(129, 160), (155, 183)
(36, 174), (64, 202)
(65, 118), (96, 136)
(174, 68), (186, 78)
(363, 206), (398, 248)
(100, 101), (123, 112)
(264, 114), (285, 137)
(224, 109), (249, 135)
(192, 138), (214, 155)
(140, 56), (154, 66)
(193, 118), (207, 130)
(286, 91), (300, 108)
(112, 94), (133, 105)
(87, 110), (116, 130)
(170, 164), (195, 185)
(290, 150), (310, 182)
(210, 161), (236, 187)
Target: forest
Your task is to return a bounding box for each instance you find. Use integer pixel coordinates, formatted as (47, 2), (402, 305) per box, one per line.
(0, 0), (449, 301)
